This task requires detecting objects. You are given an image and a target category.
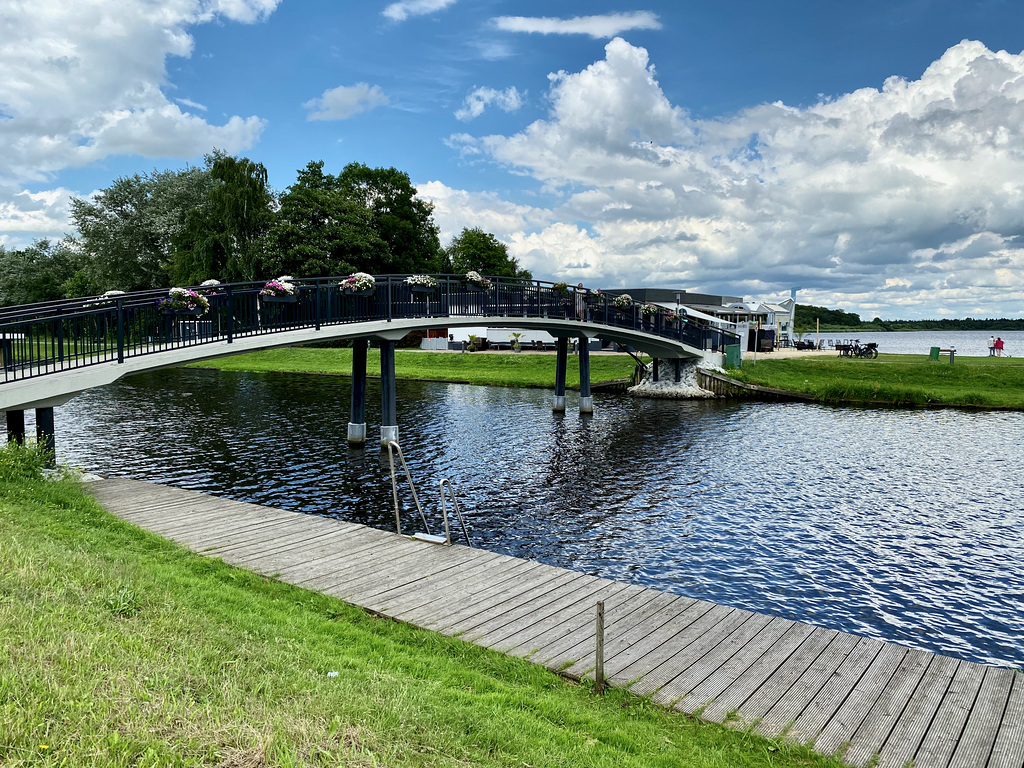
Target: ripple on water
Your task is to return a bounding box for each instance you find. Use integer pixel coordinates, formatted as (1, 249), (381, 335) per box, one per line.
(53, 367), (1024, 668)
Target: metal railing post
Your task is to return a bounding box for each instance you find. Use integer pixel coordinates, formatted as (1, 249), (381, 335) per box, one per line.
(314, 279), (322, 330)
(116, 299), (125, 363)
(226, 286), (234, 343)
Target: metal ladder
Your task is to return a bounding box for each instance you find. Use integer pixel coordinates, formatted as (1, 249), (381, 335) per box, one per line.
(385, 441), (473, 547)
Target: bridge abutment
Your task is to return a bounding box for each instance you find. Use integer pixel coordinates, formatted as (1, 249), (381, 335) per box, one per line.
(35, 406), (56, 468)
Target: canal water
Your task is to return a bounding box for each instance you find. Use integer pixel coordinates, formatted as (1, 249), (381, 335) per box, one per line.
(53, 366), (1024, 669)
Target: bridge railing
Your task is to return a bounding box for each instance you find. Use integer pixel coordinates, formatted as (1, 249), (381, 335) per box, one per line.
(1, 275), (739, 384)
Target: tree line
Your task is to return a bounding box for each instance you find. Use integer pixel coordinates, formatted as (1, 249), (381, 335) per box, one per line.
(0, 152), (530, 307)
(796, 303), (1024, 331)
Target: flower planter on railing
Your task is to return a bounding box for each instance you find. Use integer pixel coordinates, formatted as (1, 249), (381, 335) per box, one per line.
(261, 294), (298, 304)
(160, 308), (204, 317)
(344, 288), (375, 297)
(409, 285), (435, 296)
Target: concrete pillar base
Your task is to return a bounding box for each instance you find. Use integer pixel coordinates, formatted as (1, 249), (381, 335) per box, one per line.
(380, 425), (399, 447)
(579, 396), (594, 414)
(347, 422), (366, 445)
(552, 395), (566, 412)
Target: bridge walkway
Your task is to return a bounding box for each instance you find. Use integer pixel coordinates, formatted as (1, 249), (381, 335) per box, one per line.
(88, 477), (1024, 768)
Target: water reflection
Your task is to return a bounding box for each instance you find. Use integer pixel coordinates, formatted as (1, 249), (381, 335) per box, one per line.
(56, 367), (1024, 668)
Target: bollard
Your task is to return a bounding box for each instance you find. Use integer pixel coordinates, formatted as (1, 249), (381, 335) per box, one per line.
(594, 601), (605, 695)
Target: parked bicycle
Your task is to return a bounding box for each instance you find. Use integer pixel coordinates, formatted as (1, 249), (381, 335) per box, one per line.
(837, 340), (878, 358)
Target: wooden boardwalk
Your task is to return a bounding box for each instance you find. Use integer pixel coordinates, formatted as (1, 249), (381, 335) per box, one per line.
(88, 478), (1024, 768)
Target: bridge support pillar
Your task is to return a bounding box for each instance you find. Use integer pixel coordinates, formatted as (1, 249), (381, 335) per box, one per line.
(380, 340), (398, 447)
(347, 340), (368, 445)
(553, 337), (568, 412)
(578, 336), (593, 414)
(674, 359), (682, 383)
(35, 406), (56, 468)
(5, 409), (26, 444)
(652, 358), (660, 383)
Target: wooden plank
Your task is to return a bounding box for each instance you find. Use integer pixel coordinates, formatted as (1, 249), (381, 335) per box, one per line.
(408, 562), (563, 633)
(370, 553), (539, 618)
(650, 612), (776, 708)
(531, 585), (669, 669)
(218, 529), (374, 576)
(597, 599), (718, 685)
(912, 660), (987, 768)
(948, 666), (1016, 768)
(699, 620), (818, 723)
(872, 654), (960, 768)
(391, 559), (545, 625)
(495, 581), (634, 660)
(811, 641), (909, 757)
(626, 604), (749, 698)
(986, 672), (1024, 768)
(675, 616), (805, 718)
(782, 636), (886, 744)
(301, 538), (448, 594)
(839, 647), (933, 767)
(753, 630), (859, 738)
(467, 574), (614, 646)
(349, 547), (501, 605)
(446, 570), (589, 639)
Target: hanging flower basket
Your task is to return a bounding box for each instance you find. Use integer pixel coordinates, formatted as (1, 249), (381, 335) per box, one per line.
(585, 290), (603, 306)
(341, 272), (376, 296)
(158, 288), (210, 316)
(406, 275), (438, 295)
(613, 294), (633, 313)
(464, 271), (492, 291)
(260, 277), (298, 302)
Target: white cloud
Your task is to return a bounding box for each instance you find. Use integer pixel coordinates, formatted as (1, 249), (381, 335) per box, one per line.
(175, 97), (208, 112)
(303, 84), (390, 121)
(455, 86), (525, 121)
(382, 0), (457, 22)
(0, 0), (275, 186)
(492, 12), (661, 39)
(443, 38), (1024, 318)
(416, 180), (553, 243)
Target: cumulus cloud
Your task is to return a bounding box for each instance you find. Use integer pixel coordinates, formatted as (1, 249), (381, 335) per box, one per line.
(304, 84), (390, 121)
(492, 12), (661, 39)
(382, 0), (458, 22)
(455, 86), (525, 121)
(0, 0), (275, 184)
(446, 37), (1024, 318)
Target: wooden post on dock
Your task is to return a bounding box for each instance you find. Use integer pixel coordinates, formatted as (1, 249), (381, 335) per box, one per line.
(594, 600), (605, 695)
(347, 340), (368, 445)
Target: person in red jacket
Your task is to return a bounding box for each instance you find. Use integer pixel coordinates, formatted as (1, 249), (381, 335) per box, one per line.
(995, 337), (1004, 356)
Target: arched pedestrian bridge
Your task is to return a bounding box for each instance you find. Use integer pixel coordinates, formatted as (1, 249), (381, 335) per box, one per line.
(1, 275), (737, 452)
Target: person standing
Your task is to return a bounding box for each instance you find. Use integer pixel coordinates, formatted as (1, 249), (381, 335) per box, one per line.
(575, 283), (587, 321)
(995, 337), (1004, 357)
(989, 336), (996, 356)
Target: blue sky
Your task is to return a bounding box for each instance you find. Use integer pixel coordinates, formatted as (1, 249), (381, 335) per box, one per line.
(3, 1), (1024, 319)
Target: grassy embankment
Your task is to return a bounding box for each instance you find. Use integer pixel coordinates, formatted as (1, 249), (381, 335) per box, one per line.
(192, 347), (642, 389)
(0, 444), (843, 768)
(730, 354), (1024, 408)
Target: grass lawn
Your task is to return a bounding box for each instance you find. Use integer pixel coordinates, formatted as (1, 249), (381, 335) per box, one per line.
(730, 354), (1024, 408)
(0, 444), (843, 767)
(191, 347), (642, 389)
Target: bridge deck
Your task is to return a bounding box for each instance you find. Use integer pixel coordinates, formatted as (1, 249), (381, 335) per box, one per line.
(88, 477), (1024, 768)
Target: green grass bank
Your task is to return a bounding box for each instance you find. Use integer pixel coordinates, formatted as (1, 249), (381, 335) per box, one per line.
(729, 354), (1024, 408)
(0, 444), (843, 768)
(191, 347), (641, 389)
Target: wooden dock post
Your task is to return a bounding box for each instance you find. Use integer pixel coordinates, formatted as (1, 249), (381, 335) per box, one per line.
(594, 600), (605, 695)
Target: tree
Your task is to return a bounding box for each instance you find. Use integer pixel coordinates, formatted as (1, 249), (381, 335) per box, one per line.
(0, 239), (93, 307)
(261, 162), (387, 278)
(70, 165), (214, 291)
(170, 154), (275, 284)
(443, 227), (531, 279)
(336, 163), (442, 273)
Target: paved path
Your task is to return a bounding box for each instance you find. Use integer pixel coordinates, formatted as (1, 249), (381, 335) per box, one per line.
(88, 477), (1024, 768)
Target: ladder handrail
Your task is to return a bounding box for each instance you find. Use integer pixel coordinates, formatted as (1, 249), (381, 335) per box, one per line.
(439, 478), (473, 547)
(386, 440), (432, 536)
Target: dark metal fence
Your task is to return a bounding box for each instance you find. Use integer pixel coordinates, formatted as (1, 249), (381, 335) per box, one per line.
(0, 275), (739, 384)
